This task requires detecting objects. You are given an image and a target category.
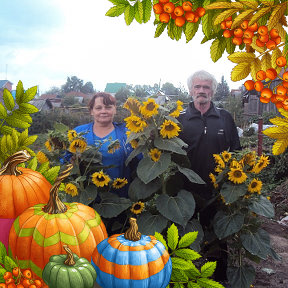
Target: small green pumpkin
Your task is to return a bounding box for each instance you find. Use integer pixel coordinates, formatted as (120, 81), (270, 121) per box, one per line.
(42, 245), (97, 288)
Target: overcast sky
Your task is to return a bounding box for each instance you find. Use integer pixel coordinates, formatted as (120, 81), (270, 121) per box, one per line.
(0, 0), (242, 94)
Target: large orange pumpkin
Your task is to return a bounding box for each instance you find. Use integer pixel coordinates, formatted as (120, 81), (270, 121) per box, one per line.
(0, 150), (51, 251)
(8, 164), (108, 278)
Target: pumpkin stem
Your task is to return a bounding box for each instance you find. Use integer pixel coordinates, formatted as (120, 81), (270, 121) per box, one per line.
(43, 164), (73, 214)
(124, 217), (141, 241)
(63, 245), (76, 266)
(0, 150), (31, 176)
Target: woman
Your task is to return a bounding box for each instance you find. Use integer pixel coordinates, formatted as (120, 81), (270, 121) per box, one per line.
(62, 92), (134, 198)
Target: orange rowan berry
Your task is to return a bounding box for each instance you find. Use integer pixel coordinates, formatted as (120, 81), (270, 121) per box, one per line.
(7, 284), (16, 288)
(12, 267), (20, 277)
(234, 28), (243, 37)
(266, 68), (277, 80)
(282, 98), (288, 106)
(256, 39), (265, 47)
(232, 37), (242, 45)
(282, 81), (288, 88)
(243, 29), (254, 39)
(192, 15), (199, 22)
(256, 70), (266, 81)
(283, 71), (288, 82)
(270, 94), (278, 103)
(241, 20), (249, 30)
(260, 96), (270, 103)
(163, 2), (175, 13)
(258, 25), (268, 35)
(225, 20), (232, 29)
(266, 39), (276, 50)
(5, 279), (14, 285)
(0, 284), (7, 288)
(33, 280), (42, 288)
(21, 280), (31, 288)
(28, 285), (36, 288)
(261, 88), (273, 99)
(275, 101), (284, 109)
(171, 12), (177, 19)
(248, 22), (258, 32)
(16, 285), (24, 288)
(3, 272), (12, 280)
(254, 81), (264, 92)
(275, 94), (286, 102)
(159, 0), (169, 3)
(282, 104), (288, 110)
(223, 29), (233, 38)
(174, 6), (184, 16)
(22, 270), (32, 280)
(243, 37), (252, 44)
(276, 56), (287, 67)
(269, 28), (279, 38)
(277, 85), (287, 96)
(182, 1), (192, 11)
(175, 16), (185, 27)
(226, 16), (232, 21)
(195, 7), (206, 17)
(244, 80), (255, 91)
(258, 34), (269, 43)
(159, 12), (170, 23)
(273, 36), (281, 45)
(185, 11), (196, 22)
(220, 21), (226, 29)
(153, 3), (163, 14)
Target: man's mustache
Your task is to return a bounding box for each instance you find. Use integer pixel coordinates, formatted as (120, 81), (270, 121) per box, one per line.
(196, 93), (208, 98)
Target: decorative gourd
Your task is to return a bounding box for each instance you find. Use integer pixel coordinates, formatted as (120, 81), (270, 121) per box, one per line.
(91, 217), (172, 288)
(0, 150), (51, 251)
(42, 245), (97, 288)
(9, 164), (108, 277)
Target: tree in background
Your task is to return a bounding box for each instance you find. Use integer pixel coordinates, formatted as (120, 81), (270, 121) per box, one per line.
(61, 76), (84, 93)
(161, 82), (178, 95)
(214, 75), (230, 101)
(44, 86), (61, 94)
(81, 81), (95, 94)
(224, 95), (244, 127)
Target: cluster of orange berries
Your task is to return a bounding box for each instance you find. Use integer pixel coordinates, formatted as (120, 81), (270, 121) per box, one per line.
(245, 56), (288, 109)
(153, 0), (206, 27)
(0, 268), (47, 288)
(222, 18), (281, 49)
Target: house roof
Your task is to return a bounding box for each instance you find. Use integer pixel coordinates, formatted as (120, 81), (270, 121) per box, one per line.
(0, 80), (13, 89)
(30, 99), (53, 111)
(104, 83), (126, 94)
(39, 93), (58, 100)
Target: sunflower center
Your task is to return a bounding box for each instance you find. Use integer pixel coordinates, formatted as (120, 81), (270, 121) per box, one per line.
(165, 124), (175, 131)
(97, 176), (105, 181)
(234, 170), (243, 178)
(134, 204), (141, 210)
(251, 182), (257, 188)
(146, 103), (155, 111)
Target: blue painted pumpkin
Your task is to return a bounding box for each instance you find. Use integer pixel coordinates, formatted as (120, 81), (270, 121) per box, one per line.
(91, 218), (172, 288)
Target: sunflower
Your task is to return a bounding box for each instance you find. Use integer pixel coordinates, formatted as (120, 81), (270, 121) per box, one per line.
(247, 178), (262, 194)
(69, 139), (87, 153)
(124, 115), (147, 133)
(252, 155), (270, 174)
(108, 140), (120, 154)
(160, 120), (181, 139)
(228, 168), (247, 184)
(221, 151), (232, 162)
(149, 148), (162, 162)
(240, 151), (256, 166)
(169, 100), (184, 117)
(140, 98), (159, 118)
(112, 178), (128, 189)
(209, 173), (218, 189)
(130, 201), (145, 215)
(130, 139), (139, 149)
(67, 130), (78, 142)
(36, 151), (49, 164)
(230, 159), (242, 169)
(91, 170), (111, 187)
(65, 183), (78, 197)
(123, 98), (141, 114)
(45, 140), (52, 151)
(214, 165), (223, 174)
(213, 154), (225, 168)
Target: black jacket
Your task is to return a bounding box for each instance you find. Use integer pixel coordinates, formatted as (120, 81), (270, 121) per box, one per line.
(178, 102), (241, 190)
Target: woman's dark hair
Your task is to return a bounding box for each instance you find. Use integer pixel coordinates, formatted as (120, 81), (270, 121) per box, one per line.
(88, 92), (116, 111)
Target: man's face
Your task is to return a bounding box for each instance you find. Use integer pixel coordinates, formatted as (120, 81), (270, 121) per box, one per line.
(190, 79), (213, 105)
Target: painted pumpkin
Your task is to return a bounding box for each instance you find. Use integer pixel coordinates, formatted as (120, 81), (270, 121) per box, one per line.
(91, 217), (172, 288)
(9, 164), (108, 277)
(0, 150), (51, 251)
(43, 245), (97, 288)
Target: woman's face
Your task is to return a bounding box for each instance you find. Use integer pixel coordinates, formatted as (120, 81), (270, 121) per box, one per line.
(90, 97), (116, 125)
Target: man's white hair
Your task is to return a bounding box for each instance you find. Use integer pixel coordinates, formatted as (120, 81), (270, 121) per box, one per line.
(187, 70), (218, 96)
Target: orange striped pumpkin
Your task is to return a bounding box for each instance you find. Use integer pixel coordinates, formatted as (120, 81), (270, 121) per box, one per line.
(8, 164), (107, 277)
(0, 150), (51, 251)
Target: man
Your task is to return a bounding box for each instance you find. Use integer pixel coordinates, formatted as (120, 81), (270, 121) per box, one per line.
(178, 70), (241, 283)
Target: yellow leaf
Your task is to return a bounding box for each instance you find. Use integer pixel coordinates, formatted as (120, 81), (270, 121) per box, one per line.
(262, 126), (288, 139)
(204, 2), (234, 9)
(250, 58), (262, 81)
(271, 47), (282, 69)
(239, 0), (259, 9)
(269, 117), (288, 126)
(272, 139), (288, 155)
(231, 62), (251, 81)
(230, 3), (245, 9)
(274, 23), (287, 43)
(214, 9), (239, 25)
(248, 7), (271, 26)
(268, 3), (287, 30)
(228, 52), (255, 63)
(231, 9), (255, 29)
(251, 35), (266, 53)
(261, 53), (272, 71)
(260, 0), (274, 6)
(279, 108), (288, 119)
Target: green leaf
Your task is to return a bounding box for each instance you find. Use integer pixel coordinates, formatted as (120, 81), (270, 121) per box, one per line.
(134, 1), (143, 23)
(155, 23), (167, 38)
(173, 24), (182, 41)
(124, 4), (135, 25)
(167, 223), (179, 250)
(168, 20), (175, 40)
(18, 129), (28, 146)
(5, 115), (30, 129)
(154, 232), (168, 250)
(108, 0), (129, 4)
(213, 210), (244, 239)
(3, 89), (15, 111)
(0, 125), (13, 135)
(221, 182), (246, 203)
(4, 256), (17, 272)
(225, 37), (236, 55)
(178, 231), (199, 248)
(0, 103), (7, 119)
(19, 103), (39, 114)
(240, 228), (271, 259)
(197, 278), (225, 287)
(22, 135), (38, 146)
(22, 86), (37, 102)
(184, 22), (199, 43)
(27, 156), (38, 170)
(136, 211), (168, 234)
(201, 0), (213, 38)
(210, 38), (226, 62)
(0, 241), (7, 261)
(227, 265), (255, 288)
(186, 262), (201, 279)
(187, 282), (201, 288)
(171, 268), (189, 282)
(154, 137), (186, 155)
(54, 122), (69, 133)
(128, 176), (161, 201)
(175, 248), (201, 261)
(200, 261), (216, 278)
(177, 166), (205, 184)
(249, 196), (275, 218)
(106, 5), (127, 17)
(0, 267), (6, 283)
(142, 0), (152, 23)
(137, 153), (171, 184)
(171, 257), (192, 270)
(43, 166), (61, 184)
(93, 192), (132, 218)
(15, 80), (24, 104)
(156, 190), (195, 227)
(6, 134), (14, 153)
(37, 161), (50, 174)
